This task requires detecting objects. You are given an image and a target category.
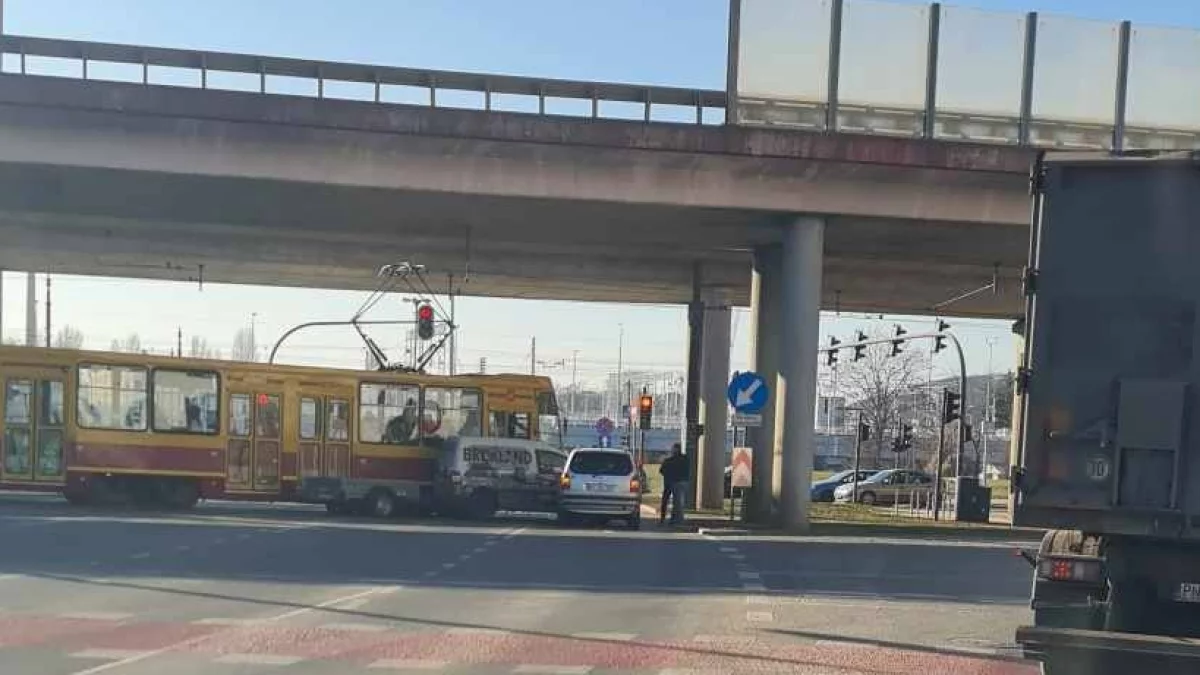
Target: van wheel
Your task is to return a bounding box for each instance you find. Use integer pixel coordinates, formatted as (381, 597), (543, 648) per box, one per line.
(467, 490), (497, 519)
(365, 489), (397, 518)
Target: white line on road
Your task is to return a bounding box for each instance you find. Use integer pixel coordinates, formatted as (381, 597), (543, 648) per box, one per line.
(729, 553), (746, 561)
(745, 595), (771, 604)
(458, 553), (473, 562)
(718, 547), (738, 553)
(66, 585), (398, 675)
(741, 583), (767, 592)
(512, 666), (593, 674)
(129, 552), (151, 560)
(745, 611), (774, 622)
(570, 632), (637, 641)
(214, 653), (303, 665)
(446, 627), (509, 636)
(368, 660), (447, 670)
(321, 621), (389, 632)
(193, 618), (256, 626)
(736, 571), (760, 580)
(174, 545), (190, 552)
(70, 649), (152, 660)
(473, 547), (488, 554)
(441, 562), (456, 570)
(334, 597), (371, 611)
(61, 611), (134, 621)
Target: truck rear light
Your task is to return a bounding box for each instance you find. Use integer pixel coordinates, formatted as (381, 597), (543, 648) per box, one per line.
(1038, 557), (1102, 583)
(559, 474), (571, 490)
(629, 477), (641, 493)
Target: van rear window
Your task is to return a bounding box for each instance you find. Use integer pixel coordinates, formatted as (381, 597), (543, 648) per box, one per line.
(569, 452), (632, 476)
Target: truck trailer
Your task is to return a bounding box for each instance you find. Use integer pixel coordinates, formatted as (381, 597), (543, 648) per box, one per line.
(1014, 151), (1200, 674)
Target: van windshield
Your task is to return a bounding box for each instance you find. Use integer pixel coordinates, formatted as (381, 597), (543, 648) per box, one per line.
(569, 451), (633, 476)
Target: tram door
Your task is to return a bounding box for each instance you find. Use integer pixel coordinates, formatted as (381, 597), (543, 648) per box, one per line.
(297, 391), (352, 481)
(225, 390), (283, 493)
(1, 369), (67, 486)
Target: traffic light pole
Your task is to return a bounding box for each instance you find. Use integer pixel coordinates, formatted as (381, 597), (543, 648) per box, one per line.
(934, 392), (948, 521)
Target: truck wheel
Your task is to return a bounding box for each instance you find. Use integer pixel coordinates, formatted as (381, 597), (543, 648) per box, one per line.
(859, 491), (877, 506)
(365, 489), (397, 519)
(467, 490), (497, 520)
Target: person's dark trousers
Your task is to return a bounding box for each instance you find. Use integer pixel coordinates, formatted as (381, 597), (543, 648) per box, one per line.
(659, 482), (676, 524)
(670, 481), (688, 524)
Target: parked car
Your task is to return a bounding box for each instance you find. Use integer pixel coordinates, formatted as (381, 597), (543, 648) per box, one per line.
(558, 448), (642, 529)
(833, 469), (934, 506)
(810, 469), (878, 502)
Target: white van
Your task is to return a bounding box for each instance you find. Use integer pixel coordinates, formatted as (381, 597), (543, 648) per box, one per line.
(434, 436), (567, 518)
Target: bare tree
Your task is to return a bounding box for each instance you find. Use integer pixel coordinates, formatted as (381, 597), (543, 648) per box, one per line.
(231, 327), (257, 362)
(53, 325), (85, 350)
(832, 331), (930, 469)
(189, 336), (216, 359)
(110, 333), (143, 353)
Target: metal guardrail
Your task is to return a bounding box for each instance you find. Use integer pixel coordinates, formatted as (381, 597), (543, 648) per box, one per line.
(0, 34), (727, 125)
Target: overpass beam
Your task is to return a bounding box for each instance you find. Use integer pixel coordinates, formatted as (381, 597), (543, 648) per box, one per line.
(779, 216), (824, 530)
(747, 245), (782, 522)
(698, 290), (731, 511)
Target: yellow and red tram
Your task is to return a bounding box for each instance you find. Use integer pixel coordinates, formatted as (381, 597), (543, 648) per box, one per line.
(0, 345), (560, 509)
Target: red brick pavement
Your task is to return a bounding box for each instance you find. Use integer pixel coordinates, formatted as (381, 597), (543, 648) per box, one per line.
(0, 612), (1038, 674)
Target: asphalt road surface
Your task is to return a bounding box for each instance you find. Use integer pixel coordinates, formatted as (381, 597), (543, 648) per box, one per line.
(0, 494), (1038, 674)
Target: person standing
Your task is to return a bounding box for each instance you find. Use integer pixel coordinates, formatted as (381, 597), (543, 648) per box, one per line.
(658, 443), (689, 525)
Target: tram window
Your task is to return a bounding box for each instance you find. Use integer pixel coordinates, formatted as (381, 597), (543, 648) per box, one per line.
(422, 387), (482, 447)
(77, 364), (147, 431)
(256, 394), (281, 439)
(299, 397), (320, 441)
(489, 411), (531, 439)
(38, 381), (63, 427)
(229, 394), (251, 437)
(4, 379), (31, 424)
(359, 383), (419, 445)
(327, 399), (350, 442)
(152, 370), (219, 434)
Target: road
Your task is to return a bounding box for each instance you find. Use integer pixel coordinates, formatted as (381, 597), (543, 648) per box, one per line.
(0, 495), (1037, 674)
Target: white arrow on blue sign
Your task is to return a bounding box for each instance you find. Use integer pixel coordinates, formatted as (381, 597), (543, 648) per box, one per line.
(727, 371), (770, 414)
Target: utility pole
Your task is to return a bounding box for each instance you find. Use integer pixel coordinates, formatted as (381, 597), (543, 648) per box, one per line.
(570, 350), (579, 420)
(615, 324), (624, 419)
(0, 268), (4, 343)
(177, 327), (183, 357)
(448, 274), (457, 375)
(24, 272), (35, 346)
(530, 336), (536, 375)
(479, 356), (487, 374)
(249, 312), (258, 362)
(44, 275), (51, 348)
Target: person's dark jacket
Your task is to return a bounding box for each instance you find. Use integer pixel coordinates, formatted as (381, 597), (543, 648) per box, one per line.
(659, 454), (689, 486)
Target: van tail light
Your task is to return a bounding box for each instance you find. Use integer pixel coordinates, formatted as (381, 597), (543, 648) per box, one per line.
(1037, 556), (1103, 583)
(629, 477), (641, 493)
(559, 474), (572, 490)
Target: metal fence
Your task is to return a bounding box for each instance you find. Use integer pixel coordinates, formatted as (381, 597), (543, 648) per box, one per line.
(0, 34), (727, 126)
(732, 0), (1200, 150)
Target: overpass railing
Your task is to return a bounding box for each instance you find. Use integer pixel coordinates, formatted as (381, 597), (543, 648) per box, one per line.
(0, 34), (727, 125)
(731, 0), (1200, 152)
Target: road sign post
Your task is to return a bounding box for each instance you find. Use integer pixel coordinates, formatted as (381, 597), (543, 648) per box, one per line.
(726, 373), (769, 522)
(730, 447), (753, 521)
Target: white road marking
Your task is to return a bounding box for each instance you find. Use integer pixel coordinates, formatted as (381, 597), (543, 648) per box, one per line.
(746, 611), (774, 622)
(446, 627), (509, 636)
(130, 552), (151, 560)
(473, 547), (488, 554)
(322, 622), (389, 632)
(70, 650), (151, 660)
(718, 547), (738, 553)
(571, 632), (637, 641)
(334, 597), (371, 611)
(483, 539), (499, 546)
(368, 660), (447, 670)
(61, 611), (133, 621)
(512, 666), (593, 674)
(441, 562), (456, 570)
(691, 635), (722, 643)
(214, 653), (303, 665)
(736, 571), (760, 580)
(458, 553), (473, 562)
(0, 573), (19, 582)
(66, 585), (398, 675)
(193, 618), (255, 626)
(423, 570), (439, 577)
(742, 583), (767, 592)
(815, 639), (871, 650)
(212, 538), (226, 545)
(729, 553), (746, 561)
(745, 595), (771, 604)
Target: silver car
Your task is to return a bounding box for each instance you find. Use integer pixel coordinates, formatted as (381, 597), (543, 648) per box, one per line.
(557, 448), (641, 529)
(834, 469), (934, 506)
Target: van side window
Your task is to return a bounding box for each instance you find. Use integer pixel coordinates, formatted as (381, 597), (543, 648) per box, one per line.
(537, 450), (566, 474)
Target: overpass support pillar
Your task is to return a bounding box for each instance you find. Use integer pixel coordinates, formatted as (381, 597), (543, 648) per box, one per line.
(746, 245), (782, 522)
(779, 216), (824, 530)
(697, 291), (731, 511)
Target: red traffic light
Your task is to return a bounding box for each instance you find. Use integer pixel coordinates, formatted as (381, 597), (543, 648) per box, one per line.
(639, 395), (652, 411)
(417, 304), (434, 321)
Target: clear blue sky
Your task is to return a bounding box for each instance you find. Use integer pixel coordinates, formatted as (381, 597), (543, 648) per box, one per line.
(0, 0), (1192, 398)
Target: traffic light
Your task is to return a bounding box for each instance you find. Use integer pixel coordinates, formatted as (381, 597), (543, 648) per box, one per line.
(853, 330), (867, 361)
(638, 394), (653, 429)
(890, 324), (907, 356)
(942, 389), (961, 425)
(857, 422), (871, 442)
(900, 424), (914, 451)
(825, 336), (841, 366)
(933, 319), (950, 354)
(416, 303), (435, 340)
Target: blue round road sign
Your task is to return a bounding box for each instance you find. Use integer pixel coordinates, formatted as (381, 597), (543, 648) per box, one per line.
(727, 371), (770, 414)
